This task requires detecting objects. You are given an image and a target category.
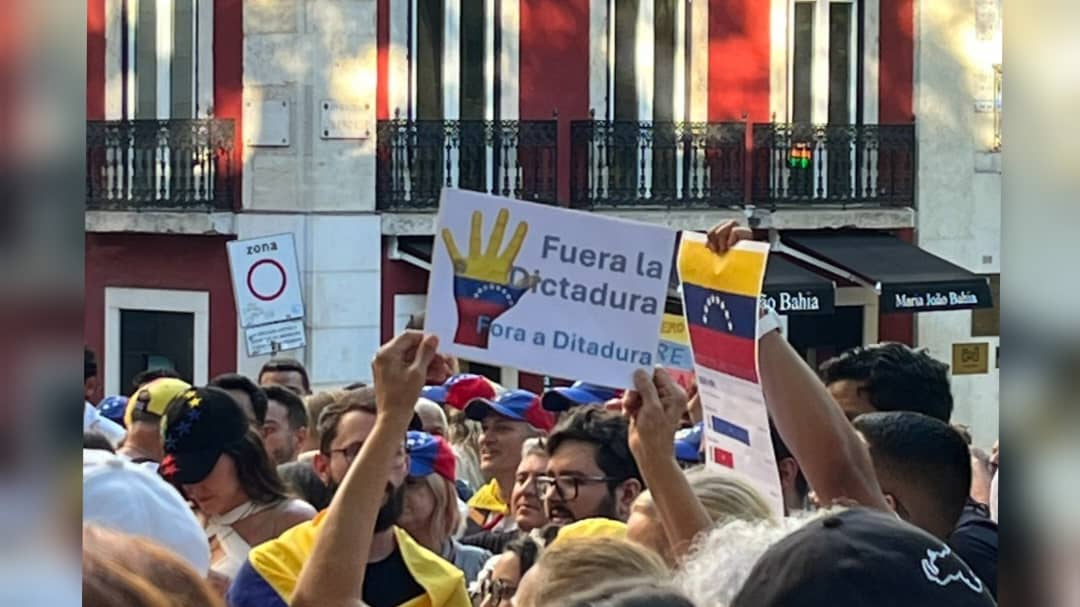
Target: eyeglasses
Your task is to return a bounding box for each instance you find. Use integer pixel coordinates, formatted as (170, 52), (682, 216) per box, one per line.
(477, 578), (517, 604)
(535, 474), (620, 501)
(329, 442), (363, 462)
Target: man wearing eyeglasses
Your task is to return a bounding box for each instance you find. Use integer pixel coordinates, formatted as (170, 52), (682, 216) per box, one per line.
(540, 406), (644, 526)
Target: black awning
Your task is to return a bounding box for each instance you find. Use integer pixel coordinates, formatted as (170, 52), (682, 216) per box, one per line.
(763, 255), (835, 315)
(784, 233), (993, 313)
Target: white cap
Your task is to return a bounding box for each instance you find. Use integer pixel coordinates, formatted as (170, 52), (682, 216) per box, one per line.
(82, 449), (210, 575)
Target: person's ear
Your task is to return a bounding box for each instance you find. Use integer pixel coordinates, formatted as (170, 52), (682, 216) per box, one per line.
(295, 426), (309, 447)
(617, 479), (643, 518)
(312, 452), (331, 485)
(777, 457), (800, 491)
(883, 492), (898, 512)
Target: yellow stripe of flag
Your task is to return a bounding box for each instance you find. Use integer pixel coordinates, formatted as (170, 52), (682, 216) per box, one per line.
(678, 239), (767, 298)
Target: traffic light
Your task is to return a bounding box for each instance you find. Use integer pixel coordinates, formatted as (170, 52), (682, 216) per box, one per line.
(789, 143), (812, 169)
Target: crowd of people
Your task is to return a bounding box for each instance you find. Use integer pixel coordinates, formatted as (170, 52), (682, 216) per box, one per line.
(82, 222), (999, 606)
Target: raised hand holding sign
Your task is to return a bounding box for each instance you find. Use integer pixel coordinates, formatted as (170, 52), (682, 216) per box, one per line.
(441, 208), (534, 348)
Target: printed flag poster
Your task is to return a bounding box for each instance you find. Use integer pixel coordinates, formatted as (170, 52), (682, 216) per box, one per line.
(658, 313), (695, 391)
(677, 232), (784, 516)
(425, 189), (677, 389)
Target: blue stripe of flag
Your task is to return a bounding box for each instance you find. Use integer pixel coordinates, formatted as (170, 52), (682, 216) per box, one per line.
(682, 283), (758, 339)
(711, 416), (751, 446)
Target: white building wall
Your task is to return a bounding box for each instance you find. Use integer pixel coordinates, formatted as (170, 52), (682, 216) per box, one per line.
(915, 0), (1001, 447)
(239, 0), (382, 392)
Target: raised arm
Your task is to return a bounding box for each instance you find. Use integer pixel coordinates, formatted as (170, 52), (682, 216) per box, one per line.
(705, 221), (887, 510)
(290, 331), (438, 607)
(624, 368), (714, 559)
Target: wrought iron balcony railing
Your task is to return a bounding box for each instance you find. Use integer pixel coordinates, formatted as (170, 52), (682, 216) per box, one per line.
(570, 120), (746, 209)
(751, 123), (915, 207)
(376, 116), (558, 210)
(86, 119), (236, 211)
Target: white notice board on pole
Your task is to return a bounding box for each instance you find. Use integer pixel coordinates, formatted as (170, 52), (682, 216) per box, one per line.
(226, 234), (306, 356)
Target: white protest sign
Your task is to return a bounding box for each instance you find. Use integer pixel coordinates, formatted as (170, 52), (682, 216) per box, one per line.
(226, 234), (305, 329)
(425, 189), (676, 389)
(678, 232), (784, 516)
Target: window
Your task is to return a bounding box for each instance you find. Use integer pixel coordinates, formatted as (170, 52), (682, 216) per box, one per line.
(104, 287), (209, 395)
(789, 0), (857, 124)
(120, 310), (195, 391)
(971, 274), (1000, 337)
(121, 0), (207, 119)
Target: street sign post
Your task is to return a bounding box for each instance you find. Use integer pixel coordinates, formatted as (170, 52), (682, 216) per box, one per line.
(226, 234), (307, 356)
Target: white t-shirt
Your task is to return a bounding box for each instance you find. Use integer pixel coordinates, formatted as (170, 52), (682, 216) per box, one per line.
(84, 402), (126, 448)
(989, 470), (998, 522)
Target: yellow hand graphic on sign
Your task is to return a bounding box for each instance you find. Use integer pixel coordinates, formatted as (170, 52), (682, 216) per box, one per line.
(441, 209), (529, 283)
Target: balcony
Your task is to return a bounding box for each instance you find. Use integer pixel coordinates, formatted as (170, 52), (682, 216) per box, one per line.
(570, 120), (746, 209)
(86, 119), (236, 211)
(751, 123), (915, 207)
(376, 117), (558, 210)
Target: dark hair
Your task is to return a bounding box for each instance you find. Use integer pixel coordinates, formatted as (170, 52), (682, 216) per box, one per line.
(769, 419), (808, 500)
(343, 381), (368, 390)
(566, 579), (697, 607)
(852, 411), (971, 530)
(546, 407), (643, 489)
(259, 358), (311, 394)
(264, 384), (309, 431)
(84, 431), (115, 453)
(131, 368), (181, 393)
(503, 536), (541, 578)
(317, 388), (379, 454)
(210, 373), (269, 425)
(222, 428), (290, 505)
(278, 461), (332, 510)
(85, 348), (98, 380)
(819, 342), (953, 421)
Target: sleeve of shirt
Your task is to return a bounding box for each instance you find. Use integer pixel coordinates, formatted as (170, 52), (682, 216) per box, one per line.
(949, 524), (998, 600)
(226, 560), (289, 607)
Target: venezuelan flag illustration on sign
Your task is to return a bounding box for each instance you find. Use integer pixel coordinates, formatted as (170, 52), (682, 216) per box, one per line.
(678, 236), (768, 383)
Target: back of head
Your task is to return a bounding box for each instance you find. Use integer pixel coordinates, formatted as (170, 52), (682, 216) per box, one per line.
(259, 357), (311, 393)
(209, 372), (269, 424)
(520, 537), (668, 607)
(819, 342), (953, 421)
(264, 383), (310, 430)
(83, 524), (224, 607)
(547, 407), (642, 486)
(565, 579), (697, 607)
(278, 460), (332, 510)
(131, 367), (182, 393)
(730, 508), (995, 607)
(415, 397), (449, 435)
(852, 411), (971, 535)
(83, 448), (210, 574)
(682, 468), (775, 525)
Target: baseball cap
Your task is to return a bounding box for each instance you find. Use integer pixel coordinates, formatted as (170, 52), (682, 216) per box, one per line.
(552, 518), (628, 545)
(97, 395), (129, 425)
(541, 381), (623, 412)
(674, 423), (704, 463)
(731, 508), (996, 607)
(440, 373), (500, 410)
(160, 386), (250, 485)
(83, 448), (211, 575)
(406, 431), (456, 482)
(465, 389), (555, 433)
(124, 377), (192, 428)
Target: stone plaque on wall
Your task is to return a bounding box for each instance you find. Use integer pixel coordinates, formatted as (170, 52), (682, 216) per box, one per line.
(320, 101), (372, 140)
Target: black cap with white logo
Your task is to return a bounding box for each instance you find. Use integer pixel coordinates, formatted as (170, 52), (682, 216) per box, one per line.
(732, 508), (996, 607)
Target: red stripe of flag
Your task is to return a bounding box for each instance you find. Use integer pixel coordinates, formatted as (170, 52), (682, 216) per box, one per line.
(713, 447), (735, 469)
(687, 323), (758, 383)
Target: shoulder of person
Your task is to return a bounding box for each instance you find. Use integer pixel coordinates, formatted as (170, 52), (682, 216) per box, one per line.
(277, 498), (317, 524)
